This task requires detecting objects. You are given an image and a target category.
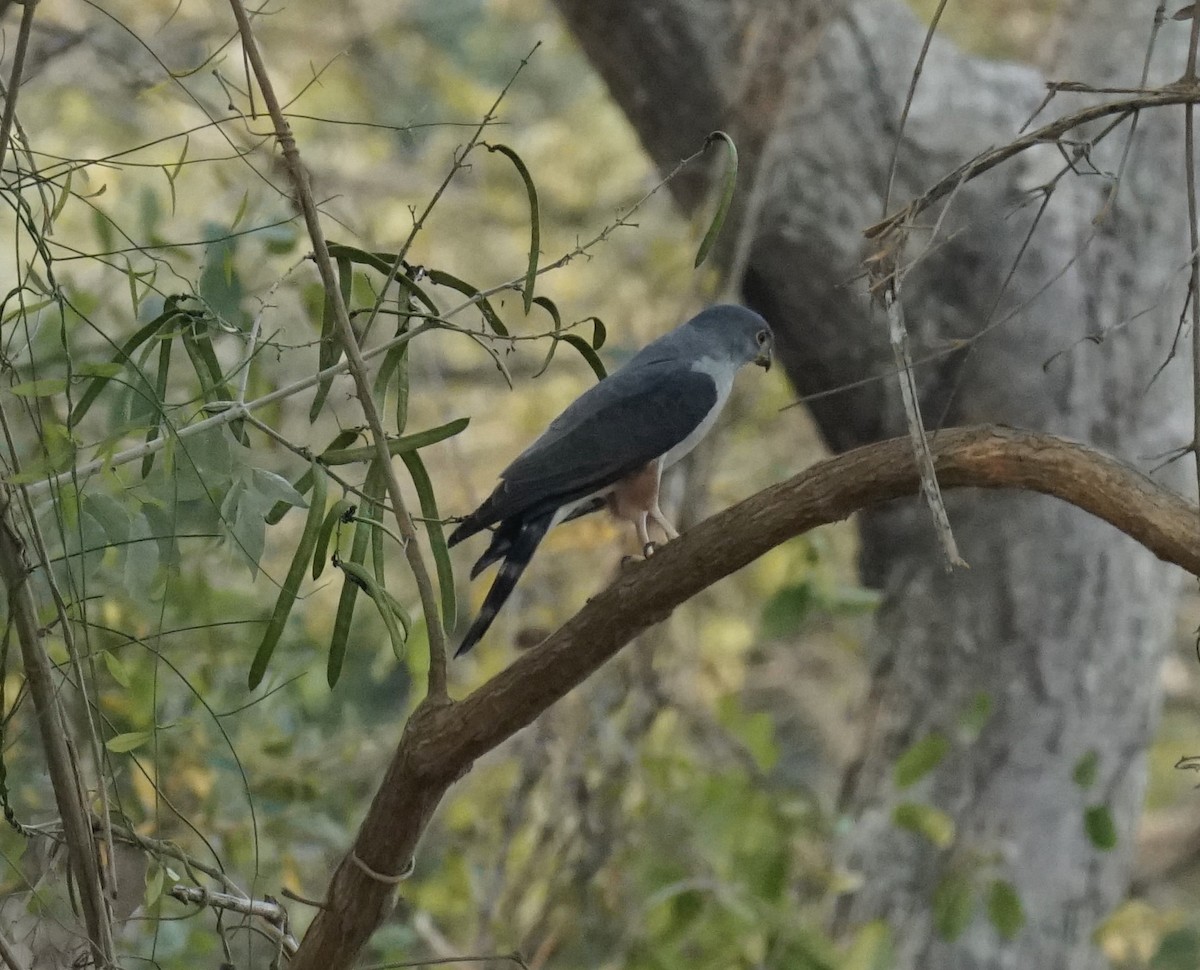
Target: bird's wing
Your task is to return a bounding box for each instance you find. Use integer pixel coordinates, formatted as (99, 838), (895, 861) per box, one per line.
(486, 360), (718, 526)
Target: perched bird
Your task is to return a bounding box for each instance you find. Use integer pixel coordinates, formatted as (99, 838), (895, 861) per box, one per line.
(448, 304), (773, 656)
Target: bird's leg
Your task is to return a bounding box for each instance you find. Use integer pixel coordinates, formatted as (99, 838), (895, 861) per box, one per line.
(636, 512), (656, 558)
(649, 504), (680, 541)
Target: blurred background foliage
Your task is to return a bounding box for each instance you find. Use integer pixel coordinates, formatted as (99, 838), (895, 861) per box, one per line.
(1, 0), (1198, 967)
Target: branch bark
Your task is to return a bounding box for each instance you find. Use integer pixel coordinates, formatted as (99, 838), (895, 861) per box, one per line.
(0, 496), (113, 966)
(292, 425), (1197, 968)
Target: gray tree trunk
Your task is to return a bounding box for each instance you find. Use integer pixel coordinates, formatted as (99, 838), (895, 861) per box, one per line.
(552, 1), (1192, 967)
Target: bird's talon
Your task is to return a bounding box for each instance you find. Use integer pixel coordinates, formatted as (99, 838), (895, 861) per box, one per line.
(643, 541), (657, 557)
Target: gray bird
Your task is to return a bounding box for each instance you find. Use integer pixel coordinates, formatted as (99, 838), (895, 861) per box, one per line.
(449, 304), (773, 656)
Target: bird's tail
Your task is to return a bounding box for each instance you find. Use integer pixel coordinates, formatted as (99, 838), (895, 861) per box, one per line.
(455, 512), (553, 657)
(447, 498), (496, 548)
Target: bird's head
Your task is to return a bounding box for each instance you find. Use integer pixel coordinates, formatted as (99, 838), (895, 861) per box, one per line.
(686, 304), (773, 372)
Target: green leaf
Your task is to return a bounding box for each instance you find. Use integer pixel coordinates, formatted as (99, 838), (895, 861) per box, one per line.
(892, 801), (955, 849)
(265, 429), (359, 525)
(959, 691), (993, 740)
(760, 581), (814, 639)
(320, 418), (469, 465)
(531, 296), (564, 378)
(1084, 804), (1117, 850)
(1152, 928), (1200, 970)
(325, 243), (395, 275)
(106, 730), (154, 753)
(987, 880), (1024, 940)
(694, 130), (738, 268)
(75, 362), (124, 379)
(842, 921), (893, 970)
(560, 333), (607, 381)
(144, 862), (165, 908)
(328, 461), (382, 686)
(310, 254), (352, 422)
(932, 871), (976, 942)
(141, 332), (174, 477)
(894, 733), (950, 789)
(9, 378), (68, 398)
(1073, 750), (1099, 789)
(400, 450), (456, 632)
(250, 468), (308, 508)
(486, 143), (540, 313)
(50, 168), (73, 223)
(426, 269), (508, 336)
(249, 462), (328, 689)
(586, 315), (607, 350)
(102, 651), (132, 688)
(313, 499), (356, 580)
(69, 306), (186, 426)
(335, 558), (407, 661)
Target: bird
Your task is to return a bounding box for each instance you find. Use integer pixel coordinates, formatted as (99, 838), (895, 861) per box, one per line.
(448, 303), (774, 656)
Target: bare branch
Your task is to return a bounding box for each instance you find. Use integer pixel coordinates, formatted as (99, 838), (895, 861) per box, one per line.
(168, 886), (299, 957)
(866, 86), (1200, 241)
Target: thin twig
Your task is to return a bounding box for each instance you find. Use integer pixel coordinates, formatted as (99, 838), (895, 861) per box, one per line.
(358, 44), (540, 347)
(867, 87), (1200, 241)
(169, 885), (299, 957)
(0, 0), (37, 176)
(880, 0), (949, 220)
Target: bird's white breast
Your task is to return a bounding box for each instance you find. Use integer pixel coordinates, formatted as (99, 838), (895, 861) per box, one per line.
(660, 356), (737, 469)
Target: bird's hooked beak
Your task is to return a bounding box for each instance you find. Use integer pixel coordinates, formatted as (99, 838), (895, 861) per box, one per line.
(754, 333), (774, 371)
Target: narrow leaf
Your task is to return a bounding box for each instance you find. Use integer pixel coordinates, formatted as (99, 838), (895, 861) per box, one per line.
(313, 499), (356, 580)
(486, 143), (540, 312)
(9, 378), (68, 398)
(932, 871), (976, 942)
(309, 254), (352, 423)
(694, 130), (739, 268)
(987, 880), (1024, 940)
(69, 306), (184, 426)
(335, 558), (407, 661)
(892, 801), (955, 849)
(141, 334), (174, 477)
(400, 450), (456, 631)
(265, 428), (360, 525)
(1073, 750), (1099, 789)
(1084, 805), (1117, 850)
(426, 269), (509, 336)
(894, 733), (950, 789)
(586, 315), (607, 350)
(102, 651), (132, 688)
(106, 731), (154, 754)
(321, 417), (469, 465)
(531, 296), (564, 378)
(248, 462), (327, 689)
(50, 169), (73, 223)
(560, 333), (607, 380)
(328, 461), (383, 686)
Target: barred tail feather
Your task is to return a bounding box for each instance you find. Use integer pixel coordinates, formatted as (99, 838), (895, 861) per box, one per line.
(455, 512), (553, 657)
(469, 519), (520, 580)
(448, 494), (501, 548)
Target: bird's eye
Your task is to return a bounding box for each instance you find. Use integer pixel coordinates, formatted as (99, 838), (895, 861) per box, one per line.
(756, 330), (769, 345)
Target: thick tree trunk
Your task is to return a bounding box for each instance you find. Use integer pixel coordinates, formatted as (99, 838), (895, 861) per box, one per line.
(552, 1), (1192, 967)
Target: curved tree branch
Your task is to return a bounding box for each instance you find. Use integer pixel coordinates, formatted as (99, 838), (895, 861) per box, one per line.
(293, 423), (1197, 969)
